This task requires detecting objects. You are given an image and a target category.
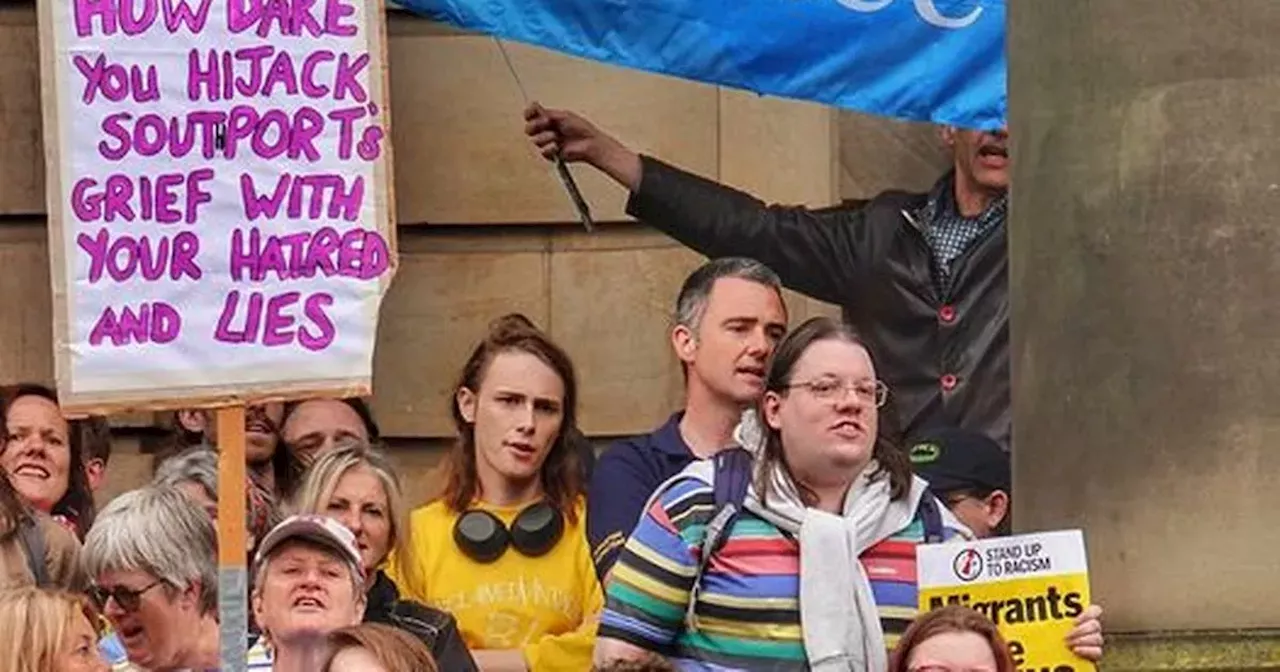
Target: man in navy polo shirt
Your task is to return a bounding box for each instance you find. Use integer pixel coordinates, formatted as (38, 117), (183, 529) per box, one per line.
(587, 257), (788, 579)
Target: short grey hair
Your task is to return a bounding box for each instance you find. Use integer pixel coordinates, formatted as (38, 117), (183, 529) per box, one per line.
(675, 257), (783, 331)
(153, 447), (217, 500)
(81, 484), (218, 615)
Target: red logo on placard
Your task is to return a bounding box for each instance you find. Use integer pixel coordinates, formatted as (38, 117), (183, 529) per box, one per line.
(953, 548), (983, 582)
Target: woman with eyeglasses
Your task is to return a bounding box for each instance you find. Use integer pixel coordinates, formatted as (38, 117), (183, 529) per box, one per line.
(595, 317), (1106, 670)
(889, 605), (1015, 672)
(0, 587), (109, 672)
(389, 314), (603, 671)
(81, 484), (220, 672)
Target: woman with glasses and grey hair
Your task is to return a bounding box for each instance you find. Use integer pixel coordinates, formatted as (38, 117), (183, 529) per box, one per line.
(80, 484), (220, 671)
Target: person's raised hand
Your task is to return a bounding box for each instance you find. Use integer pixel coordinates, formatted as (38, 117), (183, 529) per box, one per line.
(523, 102), (642, 191)
(524, 103), (598, 161)
(1065, 603), (1104, 661)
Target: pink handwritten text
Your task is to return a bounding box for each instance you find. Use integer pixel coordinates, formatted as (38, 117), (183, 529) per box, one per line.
(188, 47), (368, 103)
(77, 229), (203, 284)
(72, 170), (214, 224)
(89, 302), (182, 347)
(74, 54), (159, 104)
(214, 290), (336, 351)
(229, 226), (388, 282)
(240, 173), (363, 222)
(74, 0), (213, 37)
(98, 107), (326, 162)
(228, 0), (357, 39)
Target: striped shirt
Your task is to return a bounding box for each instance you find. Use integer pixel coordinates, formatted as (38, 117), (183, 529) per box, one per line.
(599, 476), (964, 671)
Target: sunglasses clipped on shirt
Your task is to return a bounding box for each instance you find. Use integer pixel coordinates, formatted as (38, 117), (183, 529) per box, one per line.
(88, 580), (163, 612)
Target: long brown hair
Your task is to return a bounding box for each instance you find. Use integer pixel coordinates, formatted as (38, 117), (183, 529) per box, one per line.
(440, 314), (583, 522)
(323, 622), (438, 672)
(0, 470), (29, 538)
(754, 317), (912, 504)
(0, 384), (96, 539)
(889, 605), (1016, 672)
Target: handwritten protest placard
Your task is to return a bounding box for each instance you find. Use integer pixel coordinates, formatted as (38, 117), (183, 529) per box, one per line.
(917, 530), (1096, 672)
(38, 0), (396, 413)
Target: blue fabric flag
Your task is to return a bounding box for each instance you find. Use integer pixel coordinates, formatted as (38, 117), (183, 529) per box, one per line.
(393, 0), (1006, 130)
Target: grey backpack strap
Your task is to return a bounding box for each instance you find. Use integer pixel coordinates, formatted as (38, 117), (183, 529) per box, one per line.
(20, 515), (50, 587)
(685, 503), (740, 629)
(684, 448), (753, 630)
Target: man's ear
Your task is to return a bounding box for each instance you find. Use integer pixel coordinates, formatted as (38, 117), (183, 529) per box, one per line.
(671, 324), (698, 366)
(84, 458), (106, 493)
(986, 490), (1011, 529)
(456, 387), (478, 424)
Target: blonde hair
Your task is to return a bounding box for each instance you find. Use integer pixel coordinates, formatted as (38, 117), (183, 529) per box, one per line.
(289, 440), (414, 582)
(0, 587), (100, 672)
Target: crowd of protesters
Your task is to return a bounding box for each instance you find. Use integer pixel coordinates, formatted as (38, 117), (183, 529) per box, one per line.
(0, 103), (1109, 671)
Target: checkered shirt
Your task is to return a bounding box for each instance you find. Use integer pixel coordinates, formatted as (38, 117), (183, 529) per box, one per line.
(915, 173), (1008, 295)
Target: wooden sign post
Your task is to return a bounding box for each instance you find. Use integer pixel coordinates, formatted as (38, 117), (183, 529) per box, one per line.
(37, 1), (396, 668)
(216, 405), (249, 665)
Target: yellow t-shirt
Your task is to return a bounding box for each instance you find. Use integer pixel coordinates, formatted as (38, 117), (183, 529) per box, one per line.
(390, 497), (603, 671)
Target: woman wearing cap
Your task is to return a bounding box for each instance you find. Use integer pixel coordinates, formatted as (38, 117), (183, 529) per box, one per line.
(0, 384), (96, 539)
(594, 317), (1105, 670)
(81, 484), (220, 672)
(390, 314), (603, 671)
(249, 515), (370, 671)
(291, 441), (478, 670)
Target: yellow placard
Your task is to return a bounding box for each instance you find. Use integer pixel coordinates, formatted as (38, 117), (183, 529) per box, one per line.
(917, 530), (1096, 672)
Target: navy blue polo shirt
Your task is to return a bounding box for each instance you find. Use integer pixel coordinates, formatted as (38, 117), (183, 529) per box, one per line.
(587, 412), (696, 579)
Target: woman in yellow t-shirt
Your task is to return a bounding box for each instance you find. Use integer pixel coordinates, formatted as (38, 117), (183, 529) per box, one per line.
(392, 314), (603, 671)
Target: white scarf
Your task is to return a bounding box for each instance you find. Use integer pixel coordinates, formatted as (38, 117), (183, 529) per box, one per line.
(731, 408), (933, 672)
(749, 462), (931, 672)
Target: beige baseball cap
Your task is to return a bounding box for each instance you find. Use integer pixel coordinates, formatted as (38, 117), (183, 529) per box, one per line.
(253, 514), (365, 582)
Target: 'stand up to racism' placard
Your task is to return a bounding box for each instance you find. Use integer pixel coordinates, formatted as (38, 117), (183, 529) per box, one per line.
(917, 530), (1096, 672)
(38, 0), (396, 411)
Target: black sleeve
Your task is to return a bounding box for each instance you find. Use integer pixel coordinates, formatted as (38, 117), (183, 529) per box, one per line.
(430, 615), (480, 672)
(625, 155), (872, 306)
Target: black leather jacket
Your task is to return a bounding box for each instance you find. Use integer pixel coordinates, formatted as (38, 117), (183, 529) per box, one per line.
(365, 571), (479, 671)
(627, 156), (1010, 449)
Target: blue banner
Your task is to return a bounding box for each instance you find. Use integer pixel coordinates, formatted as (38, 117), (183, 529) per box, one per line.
(393, 0), (1006, 129)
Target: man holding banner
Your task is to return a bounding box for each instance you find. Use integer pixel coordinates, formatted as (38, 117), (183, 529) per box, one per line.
(525, 104), (1013, 450)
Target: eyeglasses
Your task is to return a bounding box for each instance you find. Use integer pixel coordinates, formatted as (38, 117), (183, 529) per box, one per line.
(88, 580), (163, 612)
(786, 377), (889, 407)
